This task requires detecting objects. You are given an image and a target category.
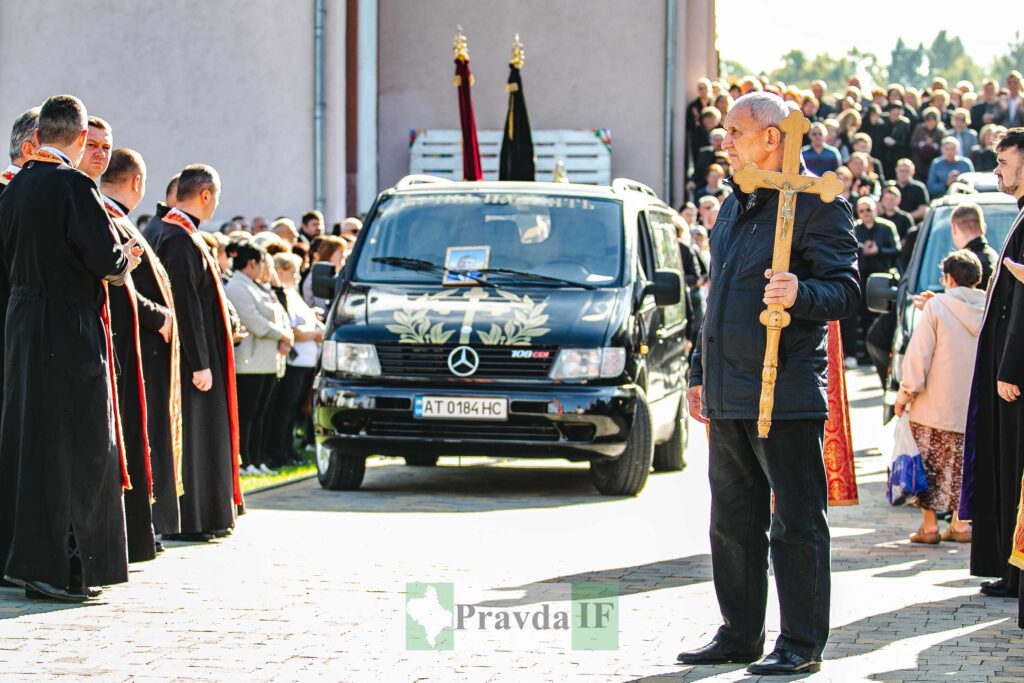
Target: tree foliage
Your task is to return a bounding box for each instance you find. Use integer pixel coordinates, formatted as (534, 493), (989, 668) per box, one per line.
(722, 31), (1022, 90)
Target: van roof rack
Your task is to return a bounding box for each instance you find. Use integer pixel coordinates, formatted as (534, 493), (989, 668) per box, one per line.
(611, 178), (658, 198)
(395, 174), (455, 190)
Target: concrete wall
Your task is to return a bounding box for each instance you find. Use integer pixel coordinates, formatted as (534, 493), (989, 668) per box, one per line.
(0, 0), (346, 224)
(378, 0), (711, 201)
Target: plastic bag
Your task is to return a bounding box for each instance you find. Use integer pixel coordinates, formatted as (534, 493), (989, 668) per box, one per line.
(887, 414), (928, 506)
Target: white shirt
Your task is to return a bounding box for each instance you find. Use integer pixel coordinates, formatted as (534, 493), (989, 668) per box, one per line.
(285, 287), (321, 368)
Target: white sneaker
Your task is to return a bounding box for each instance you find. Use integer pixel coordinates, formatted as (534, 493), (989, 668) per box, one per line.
(243, 464), (259, 476)
(844, 356), (858, 370)
(259, 464), (275, 475)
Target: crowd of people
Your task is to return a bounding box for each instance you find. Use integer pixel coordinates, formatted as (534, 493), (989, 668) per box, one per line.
(0, 94), (359, 602)
(679, 71), (1024, 368)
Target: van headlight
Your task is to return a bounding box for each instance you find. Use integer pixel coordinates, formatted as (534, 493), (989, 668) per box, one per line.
(550, 348), (626, 380)
(321, 341), (381, 377)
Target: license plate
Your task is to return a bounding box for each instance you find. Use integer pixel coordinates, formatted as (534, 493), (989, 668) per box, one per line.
(414, 396), (508, 421)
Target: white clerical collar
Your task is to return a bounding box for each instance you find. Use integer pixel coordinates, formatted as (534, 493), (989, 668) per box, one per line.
(101, 194), (127, 218)
(36, 146), (73, 167)
(166, 207), (199, 231)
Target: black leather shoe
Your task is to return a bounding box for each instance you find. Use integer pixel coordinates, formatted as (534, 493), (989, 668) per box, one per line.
(677, 640), (762, 665)
(162, 532), (215, 542)
(209, 528), (232, 538)
(5, 576), (88, 603)
(155, 541), (165, 553)
(980, 578), (1018, 598)
(747, 649), (821, 675)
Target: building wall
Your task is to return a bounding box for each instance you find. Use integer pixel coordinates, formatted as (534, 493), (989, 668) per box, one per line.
(0, 0), (714, 221)
(0, 0), (346, 224)
(378, 0), (714, 202)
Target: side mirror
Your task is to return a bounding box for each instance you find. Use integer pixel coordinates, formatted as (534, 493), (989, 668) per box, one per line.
(646, 268), (682, 307)
(311, 262), (339, 300)
(866, 271), (899, 314)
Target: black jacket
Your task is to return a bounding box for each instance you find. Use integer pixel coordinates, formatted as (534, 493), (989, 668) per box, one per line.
(691, 179), (860, 420)
(964, 234), (999, 290)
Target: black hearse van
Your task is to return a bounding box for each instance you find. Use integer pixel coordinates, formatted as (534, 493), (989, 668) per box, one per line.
(309, 175), (688, 496)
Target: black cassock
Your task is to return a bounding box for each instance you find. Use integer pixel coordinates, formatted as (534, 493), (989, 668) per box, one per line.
(106, 200), (170, 562)
(0, 156), (130, 588)
(151, 213), (238, 534)
(961, 197), (1024, 625)
(129, 210), (182, 537)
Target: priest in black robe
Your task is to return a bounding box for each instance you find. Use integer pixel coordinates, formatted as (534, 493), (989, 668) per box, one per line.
(960, 129), (1024, 621)
(0, 109), (40, 588)
(105, 151), (184, 539)
(86, 139), (173, 563)
(149, 164), (242, 541)
(0, 95), (140, 601)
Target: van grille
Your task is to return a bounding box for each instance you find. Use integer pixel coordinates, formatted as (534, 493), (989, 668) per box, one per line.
(375, 344), (557, 379)
(365, 417), (561, 441)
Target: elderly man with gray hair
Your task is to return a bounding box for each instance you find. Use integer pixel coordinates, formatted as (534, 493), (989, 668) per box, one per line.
(680, 92), (860, 674)
(1, 107), (39, 195)
(926, 135), (975, 198)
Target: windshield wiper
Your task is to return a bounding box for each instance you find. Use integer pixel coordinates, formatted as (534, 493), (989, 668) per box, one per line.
(474, 267), (597, 290)
(371, 256), (498, 288)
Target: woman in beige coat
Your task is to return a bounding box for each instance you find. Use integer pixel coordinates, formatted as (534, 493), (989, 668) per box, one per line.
(895, 250), (986, 544)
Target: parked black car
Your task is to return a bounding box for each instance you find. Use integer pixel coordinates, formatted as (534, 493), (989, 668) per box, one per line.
(866, 191), (1019, 422)
(310, 176), (688, 496)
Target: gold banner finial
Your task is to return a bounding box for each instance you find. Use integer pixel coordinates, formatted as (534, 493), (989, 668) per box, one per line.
(553, 159), (568, 183)
(453, 25), (469, 62)
(510, 33), (525, 69)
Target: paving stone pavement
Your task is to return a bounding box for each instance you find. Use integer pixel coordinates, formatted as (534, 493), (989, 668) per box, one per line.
(0, 368), (1020, 682)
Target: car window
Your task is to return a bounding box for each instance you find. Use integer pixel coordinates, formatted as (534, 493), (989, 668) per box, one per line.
(636, 212), (656, 283)
(355, 193), (624, 286)
(915, 203), (1019, 292)
(647, 210), (687, 329)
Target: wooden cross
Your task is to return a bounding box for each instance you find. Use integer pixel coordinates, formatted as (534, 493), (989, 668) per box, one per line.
(730, 109), (844, 439)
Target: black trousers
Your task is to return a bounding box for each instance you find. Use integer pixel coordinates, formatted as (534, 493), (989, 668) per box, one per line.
(236, 373), (278, 468)
(266, 365), (316, 466)
(708, 418), (830, 660)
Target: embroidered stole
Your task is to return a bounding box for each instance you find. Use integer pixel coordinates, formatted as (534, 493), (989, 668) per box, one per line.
(106, 199), (186, 498)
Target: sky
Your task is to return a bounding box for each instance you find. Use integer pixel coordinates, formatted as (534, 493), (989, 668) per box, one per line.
(715, 0), (1019, 74)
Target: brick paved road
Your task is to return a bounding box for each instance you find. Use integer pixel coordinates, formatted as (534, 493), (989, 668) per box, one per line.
(1, 368), (1021, 682)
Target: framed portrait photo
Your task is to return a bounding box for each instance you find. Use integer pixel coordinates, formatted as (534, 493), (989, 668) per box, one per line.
(443, 245), (491, 286)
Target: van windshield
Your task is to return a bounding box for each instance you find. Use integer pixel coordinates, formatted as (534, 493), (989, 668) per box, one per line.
(354, 192), (624, 286)
(915, 203), (1018, 292)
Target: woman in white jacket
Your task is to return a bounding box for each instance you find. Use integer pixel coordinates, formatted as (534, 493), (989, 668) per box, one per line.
(895, 249), (986, 543)
(225, 242), (293, 474)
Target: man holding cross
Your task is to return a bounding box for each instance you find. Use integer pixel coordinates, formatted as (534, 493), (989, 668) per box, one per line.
(681, 93), (860, 674)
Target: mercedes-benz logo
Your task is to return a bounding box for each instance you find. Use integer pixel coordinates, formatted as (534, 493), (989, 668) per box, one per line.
(447, 345), (480, 377)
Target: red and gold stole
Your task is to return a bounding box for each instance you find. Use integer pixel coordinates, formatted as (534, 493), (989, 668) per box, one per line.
(104, 198), (155, 499)
(28, 147), (70, 165)
(823, 321), (858, 505)
(108, 200), (185, 497)
(31, 149), (132, 489)
(162, 208), (243, 505)
(0, 164), (18, 185)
